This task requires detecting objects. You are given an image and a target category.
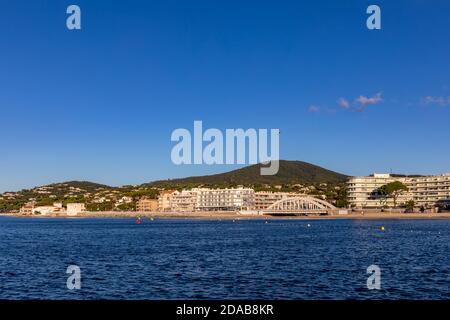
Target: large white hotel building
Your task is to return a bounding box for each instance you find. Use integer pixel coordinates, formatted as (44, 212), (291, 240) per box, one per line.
(158, 188), (304, 212)
(159, 188), (255, 212)
(347, 173), (450, 208)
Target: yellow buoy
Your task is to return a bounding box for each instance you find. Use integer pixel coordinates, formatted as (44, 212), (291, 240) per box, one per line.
(381, 226), (385, 231)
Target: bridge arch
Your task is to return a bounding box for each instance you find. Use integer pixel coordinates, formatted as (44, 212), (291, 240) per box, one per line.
(263, 196), (336, 215)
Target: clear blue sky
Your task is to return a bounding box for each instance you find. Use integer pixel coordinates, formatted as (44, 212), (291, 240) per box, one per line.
(1, 0), (449, 192)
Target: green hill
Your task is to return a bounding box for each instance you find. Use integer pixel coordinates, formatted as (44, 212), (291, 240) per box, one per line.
(43, 181), (112, 193)
(147, 160), (348, 187)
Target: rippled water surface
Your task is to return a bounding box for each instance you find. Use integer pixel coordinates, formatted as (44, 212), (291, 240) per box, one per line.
(0, 217), (449, 299)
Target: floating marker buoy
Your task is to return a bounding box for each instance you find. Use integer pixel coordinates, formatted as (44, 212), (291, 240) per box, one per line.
(135, 217), (142, 225)
(380, 226), (385, 231)
(307, 223), (311, 228)
(265, 220), (268, 224)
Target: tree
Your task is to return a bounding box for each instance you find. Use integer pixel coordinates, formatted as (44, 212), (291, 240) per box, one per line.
(378, 181), (408, 208)
(86, 202), (114, 212)
(116, 202), (136, 211)
(404, 200), (415, 212)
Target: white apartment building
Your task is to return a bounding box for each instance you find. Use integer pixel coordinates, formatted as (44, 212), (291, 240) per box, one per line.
(170, 190), (197, 212)
(194, 188), (254, 211)
(159, 187), (255, 212)
(347, 173), (450, 208)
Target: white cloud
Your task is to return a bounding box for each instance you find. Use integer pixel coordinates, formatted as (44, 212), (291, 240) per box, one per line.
(354, 92), (383, 111)
(337, 97), (350, 109)
(422, 96), (450, 106)
(310, 92), (384, 115)
(308, 105), (321, 113)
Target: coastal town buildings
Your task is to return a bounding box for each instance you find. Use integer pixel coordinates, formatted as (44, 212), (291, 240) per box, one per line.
(347, 173), (450, 208)
(66, 203), (86, 216)
(19, 202), (85, 216)
(157, 188), (299, 212)
(136, 198), (158, 212)
(158, 190), (176, 211)
(169, 190), (198, 212)
(32, 202), (65, 215)
(19, 202), (35, 215)
(92, 196), (108, 203)
(116, 196), (133, 205)
(194, 188), (254, 211)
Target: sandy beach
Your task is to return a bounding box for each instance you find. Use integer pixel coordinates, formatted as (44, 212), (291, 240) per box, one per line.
(3, 211), (450, 220)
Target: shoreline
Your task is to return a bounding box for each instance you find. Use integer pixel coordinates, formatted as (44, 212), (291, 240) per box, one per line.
(2, 211), (450, 220)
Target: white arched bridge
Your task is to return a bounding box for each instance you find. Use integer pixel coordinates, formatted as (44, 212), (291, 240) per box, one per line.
(261, 196), (337, 216)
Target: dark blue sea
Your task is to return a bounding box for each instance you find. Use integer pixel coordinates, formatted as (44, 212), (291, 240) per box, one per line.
(0, 216), (449, 300)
